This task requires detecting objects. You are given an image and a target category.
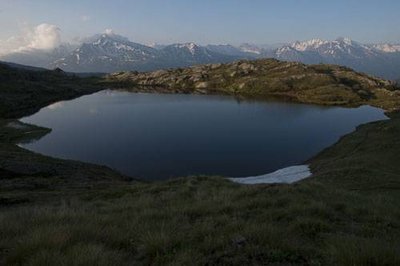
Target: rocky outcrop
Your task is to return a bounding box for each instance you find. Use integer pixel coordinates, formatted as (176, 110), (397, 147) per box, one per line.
(106, 59), (400, 110)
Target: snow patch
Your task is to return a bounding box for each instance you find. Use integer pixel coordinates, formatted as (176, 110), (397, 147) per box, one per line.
(228, 165), (311, 185)
(239, 43), (262, 54)
(291, 39), (328, 51)
(175, 42), (198, 55)
(373, 44), (400, 53)
(114, 42), (135, 51)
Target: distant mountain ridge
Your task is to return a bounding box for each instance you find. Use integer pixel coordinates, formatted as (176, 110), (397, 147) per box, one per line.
(1, 34), (400, 79)
(49, 33), (241, 73)
(206, 38), (400, 80)
(269, 38), (400, 80)
(51, 33), (161, 72)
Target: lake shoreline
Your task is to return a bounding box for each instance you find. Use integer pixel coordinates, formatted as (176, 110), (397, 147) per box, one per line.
(18, 90), (388, 181)
(2, 105), (400, 264)
(1, 88), (392, 183)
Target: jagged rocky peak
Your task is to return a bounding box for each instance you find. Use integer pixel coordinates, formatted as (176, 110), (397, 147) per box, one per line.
(288, 37), (359, 52)
(91, 33), (132, 47)
(335, 37), (354, 45)
(290, 39), (328, 51)
(173, 42), (200, 54)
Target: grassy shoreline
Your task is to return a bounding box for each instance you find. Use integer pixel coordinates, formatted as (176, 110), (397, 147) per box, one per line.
(1, 61), (400, 265)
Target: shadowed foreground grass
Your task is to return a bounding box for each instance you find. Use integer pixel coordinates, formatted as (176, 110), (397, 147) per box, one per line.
(1, 176), (399, 266)
(1, 62), (400, 265)
(1, 115), (400, 266)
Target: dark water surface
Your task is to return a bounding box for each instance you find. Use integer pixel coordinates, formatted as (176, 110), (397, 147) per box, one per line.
(20, 90), (387, 180)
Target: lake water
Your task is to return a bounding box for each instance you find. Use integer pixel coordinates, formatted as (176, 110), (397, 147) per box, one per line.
(20, 90), (387, 180)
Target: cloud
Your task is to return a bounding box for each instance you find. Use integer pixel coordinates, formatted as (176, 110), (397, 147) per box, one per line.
(27, 24), (61, 50)
(0, 23), (61, 56)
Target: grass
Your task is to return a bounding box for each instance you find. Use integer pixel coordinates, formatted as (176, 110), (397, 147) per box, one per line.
(0, 63), (103, 119)
(0, 60), (400, 265)
(310, 112), (400, 193)
(1, 114), (400, 265)
(1, 174), (399, 265)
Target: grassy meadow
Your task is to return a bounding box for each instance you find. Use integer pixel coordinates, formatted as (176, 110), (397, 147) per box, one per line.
(0, 61), (399, 265)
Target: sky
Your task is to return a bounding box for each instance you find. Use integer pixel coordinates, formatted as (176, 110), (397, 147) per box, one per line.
(0, 0), (399, 54)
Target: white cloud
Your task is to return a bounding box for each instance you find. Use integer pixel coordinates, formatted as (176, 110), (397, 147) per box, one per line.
(27, 24), (61, 50)
(0, 23), (61, 56)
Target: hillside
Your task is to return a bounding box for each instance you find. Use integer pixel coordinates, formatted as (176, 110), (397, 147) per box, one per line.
(0, 62), (125, 186)
(2, 110), (400, 265)
(0, 61), (400, 264)
(107, 58), (400, 111)
(0, 61), (48, 72)
(0, 63), (103, 118)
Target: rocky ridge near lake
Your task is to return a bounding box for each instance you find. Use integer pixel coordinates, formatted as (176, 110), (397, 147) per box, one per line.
(106, 58), (400, 111)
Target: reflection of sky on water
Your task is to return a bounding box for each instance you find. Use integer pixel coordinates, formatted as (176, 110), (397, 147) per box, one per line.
(47, 102), (64, 110)
(20, 90), (387, 180)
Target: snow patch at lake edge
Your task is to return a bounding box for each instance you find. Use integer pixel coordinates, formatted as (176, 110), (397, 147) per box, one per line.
(228, 165), (312, 185)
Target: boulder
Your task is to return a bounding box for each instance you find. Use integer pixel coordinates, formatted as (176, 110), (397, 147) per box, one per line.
(210, 63), (222, 70)
(195, 81), (210, 89)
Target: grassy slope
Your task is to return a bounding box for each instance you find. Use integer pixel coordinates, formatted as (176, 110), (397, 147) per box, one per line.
(1, 177), (399, 265)
(0, 61), (400, 265)
(1, 117), (400, 265)
(0, 63), (102, 119)
(310, 111), (400, 192)
(0, 63), (127, 196)
(106, 58), (400, 111)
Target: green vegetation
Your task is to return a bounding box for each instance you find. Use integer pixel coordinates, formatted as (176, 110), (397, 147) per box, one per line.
(106, 59), (400, 111)
(0, 62), (124, 190)
(1, 171), (400, 265)
(0, 63), (102, 118)
(0, 61), (400, 265)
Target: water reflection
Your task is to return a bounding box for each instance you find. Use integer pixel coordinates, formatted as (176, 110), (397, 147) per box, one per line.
(20, 90), (387, 180)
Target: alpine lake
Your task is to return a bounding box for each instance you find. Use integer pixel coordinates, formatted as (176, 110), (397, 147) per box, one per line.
(20, 90), (387, 180)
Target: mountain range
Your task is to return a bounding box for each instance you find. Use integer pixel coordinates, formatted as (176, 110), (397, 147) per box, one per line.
(1, 33), (400, 80)
(269, 38), (400, 80)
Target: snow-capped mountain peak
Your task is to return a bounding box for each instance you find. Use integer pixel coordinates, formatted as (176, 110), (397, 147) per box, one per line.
(174, 42), (199, 55)
(47, 34), (240, 73)
(49, 33), (162, 71)
(373, 43), (400, 53)
(288, 38), (361, 52)
(3, 33), (400, 79)
(290, 39), (328, 51)
(92, 33), (130, 46)
(239, 43), (263, 55)
(335, 37), (354, 46)
(276, 37), (380, 59)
